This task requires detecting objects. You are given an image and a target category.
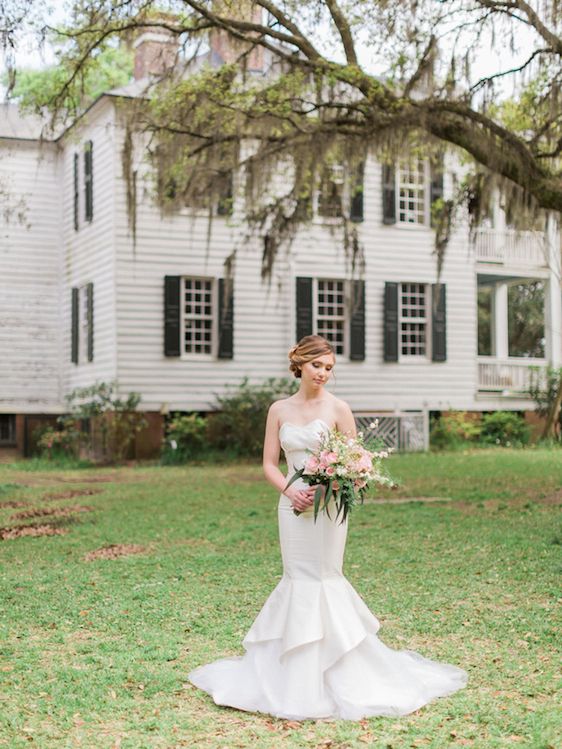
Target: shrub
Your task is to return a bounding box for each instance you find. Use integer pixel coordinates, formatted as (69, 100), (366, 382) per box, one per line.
(479, 411), (531, 447)
(528, 366), (562, 441)
(206, 377), (298, 457)
(430, 411), (481, 450)
(161, 413), (208, 464)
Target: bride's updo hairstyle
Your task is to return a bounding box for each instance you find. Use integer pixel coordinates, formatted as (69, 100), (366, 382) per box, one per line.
(288, 335), (335, 378)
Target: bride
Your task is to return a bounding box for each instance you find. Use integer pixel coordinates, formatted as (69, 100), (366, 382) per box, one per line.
(188, 335), (468, 720)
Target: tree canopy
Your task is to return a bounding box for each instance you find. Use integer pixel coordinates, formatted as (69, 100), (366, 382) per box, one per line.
(2, 0), (561, 272)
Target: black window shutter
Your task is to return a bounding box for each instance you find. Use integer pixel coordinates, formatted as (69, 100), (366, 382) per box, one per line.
(164, 276), (181, 357)
(349, 279), (366, 360)
(349, 162), (364, 222)
(432, 283), (447, 361)
(84, 140), (93, 222)
(86, 282), (94, 362)
(382, 164), (396, 225)
(71, 287), (79, 364)
(430, 158), (444, 228)
(296, 277), (313, 342)
(73, 154), (79, 231)
(383, 282), (399, 361)
(217, 277), (234, 358)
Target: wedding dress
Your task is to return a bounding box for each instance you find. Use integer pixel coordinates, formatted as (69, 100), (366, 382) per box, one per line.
(188, 418), (468, 720)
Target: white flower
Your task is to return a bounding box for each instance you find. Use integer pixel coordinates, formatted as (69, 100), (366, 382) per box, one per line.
(369, 420), (379, 429)
(170, 439), (178, 450)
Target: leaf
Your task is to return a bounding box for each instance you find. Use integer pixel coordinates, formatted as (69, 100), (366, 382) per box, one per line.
(313, 485), (323, 521)
(284, 468), (304, 491)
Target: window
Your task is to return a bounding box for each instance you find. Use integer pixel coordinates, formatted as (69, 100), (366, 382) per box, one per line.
(508, 280), (545, 358)
(71, 283), (93, 364)
(317, 165), (344, 218)
(399, 282), (428, 357)
(182, 277), (214, 355)
(0, 415), (16, 446)
(316, 279), (346, 354)
(397, 159), (428, 225)
(79, 285), (90, 363)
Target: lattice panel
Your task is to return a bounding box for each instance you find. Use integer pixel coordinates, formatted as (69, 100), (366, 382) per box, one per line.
(355, 412), (427, 452)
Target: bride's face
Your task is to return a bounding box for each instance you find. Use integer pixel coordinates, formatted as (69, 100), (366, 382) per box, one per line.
(301, 354), (335, 387)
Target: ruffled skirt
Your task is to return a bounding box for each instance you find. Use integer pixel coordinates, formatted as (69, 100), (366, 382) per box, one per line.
(188, 494), (468, 720)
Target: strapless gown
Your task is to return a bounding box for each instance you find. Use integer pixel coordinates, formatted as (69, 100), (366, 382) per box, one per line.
(188, 419), (468, 720)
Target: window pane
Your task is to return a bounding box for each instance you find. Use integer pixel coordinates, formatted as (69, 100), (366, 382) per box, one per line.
(397, 159), (426, 225)
(184, 278), (213, 354)
(477, 286), (493, 356)
(317, 165), (343, 218)
(316, 279), (345, 354)
(508, 281), (545, 358)
(399, 282), (427, 356)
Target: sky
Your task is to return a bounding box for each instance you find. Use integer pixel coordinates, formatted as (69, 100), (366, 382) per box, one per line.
(1, 0), (538, 101)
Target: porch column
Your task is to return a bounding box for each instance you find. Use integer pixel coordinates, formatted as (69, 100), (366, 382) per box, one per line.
(494, 282), (509, 360)
(545, 212), (561, 367)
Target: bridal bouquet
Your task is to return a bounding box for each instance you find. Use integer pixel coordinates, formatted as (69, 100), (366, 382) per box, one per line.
(284, 424), (395, 523)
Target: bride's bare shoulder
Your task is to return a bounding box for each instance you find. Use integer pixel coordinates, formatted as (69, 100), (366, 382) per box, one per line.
(267, 395), (295, 421)
(333, 395), (354, 420)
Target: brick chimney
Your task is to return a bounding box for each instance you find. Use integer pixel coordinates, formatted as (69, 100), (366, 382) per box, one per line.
(133, 28), (178, 80)
(209, 1), (264, 72)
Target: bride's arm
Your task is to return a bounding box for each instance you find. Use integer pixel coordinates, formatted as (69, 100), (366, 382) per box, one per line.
(335, 399), (357, 438)
(262, 404), (288, 494)
(262, 404), (315, 511)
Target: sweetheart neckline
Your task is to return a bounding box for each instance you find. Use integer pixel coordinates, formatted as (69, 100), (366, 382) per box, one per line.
(279, 418), (332, 432)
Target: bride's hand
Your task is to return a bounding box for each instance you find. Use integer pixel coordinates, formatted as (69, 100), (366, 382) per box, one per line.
(284, 486), (315, 512)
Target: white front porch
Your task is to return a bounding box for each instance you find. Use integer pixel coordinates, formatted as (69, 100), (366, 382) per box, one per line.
(477, 357), (546, 395)
(473, 228), (548, 269)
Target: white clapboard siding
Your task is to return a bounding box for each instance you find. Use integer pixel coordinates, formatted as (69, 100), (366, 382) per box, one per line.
(60, 100), (118, 398)
(110, 129), (480, 413)
(0, 139), (63, 413)
(2, 93), (557, 419)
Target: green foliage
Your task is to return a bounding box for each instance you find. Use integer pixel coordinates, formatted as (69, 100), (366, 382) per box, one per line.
(479, 411), (531, 447)
(5, 44), (133, 114)
(206, 376), (298, 456)
(45, 381), (148, 464)
(160, 413), (208, 464)
(430, 411), (482, 450)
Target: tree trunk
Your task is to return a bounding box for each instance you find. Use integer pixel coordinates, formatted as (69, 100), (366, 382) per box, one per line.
(542, 376), (562, 439)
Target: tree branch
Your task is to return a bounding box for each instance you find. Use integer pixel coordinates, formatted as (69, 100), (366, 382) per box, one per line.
(324, 0), (358, 65)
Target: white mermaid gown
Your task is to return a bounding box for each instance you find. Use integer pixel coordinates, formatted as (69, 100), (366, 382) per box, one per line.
(188, 419), (468, 720)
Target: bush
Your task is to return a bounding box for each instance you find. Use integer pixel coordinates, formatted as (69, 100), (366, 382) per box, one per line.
(430, 411), (482, 450)
(206, 377), (298, 457)
(161, 413), (208, 464)
(479, 411), (531, 447)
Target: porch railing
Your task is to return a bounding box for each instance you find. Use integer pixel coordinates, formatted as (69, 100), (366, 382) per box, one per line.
(473, 228), (547, 267)
(477, 357), (547, 394)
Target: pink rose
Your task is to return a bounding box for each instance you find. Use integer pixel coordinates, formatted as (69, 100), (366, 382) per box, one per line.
(325, 451), (338, 465)
(303, 456), (320, 474)
(325, 466), (335, 477)
(354, 479), (367, 489)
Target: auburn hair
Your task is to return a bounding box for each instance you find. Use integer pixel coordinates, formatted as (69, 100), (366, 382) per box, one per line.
(288, 335), (335, 378)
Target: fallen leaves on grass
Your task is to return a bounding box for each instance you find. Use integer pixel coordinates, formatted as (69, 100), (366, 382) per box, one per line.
(83, 543), (148, 561)
(0, 523), (67, 540)
(0, 500), (28, 509)
(10, 504), (94, 520)
(41, 489), (102, 501)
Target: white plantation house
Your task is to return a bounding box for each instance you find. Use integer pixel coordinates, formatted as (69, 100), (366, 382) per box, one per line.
(1, 34), (561, 459)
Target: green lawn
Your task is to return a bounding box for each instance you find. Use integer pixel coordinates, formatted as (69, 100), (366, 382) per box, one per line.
(0, 449), (560, 749)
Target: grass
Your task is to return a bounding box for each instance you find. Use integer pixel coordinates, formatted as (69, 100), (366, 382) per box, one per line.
(0, 448), (560, 749)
